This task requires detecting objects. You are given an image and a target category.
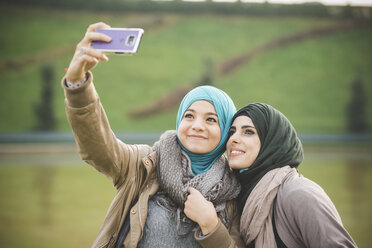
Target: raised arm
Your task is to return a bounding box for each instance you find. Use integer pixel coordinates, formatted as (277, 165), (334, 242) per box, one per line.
(62, 22), (152, 187)
(65, 22), (111, 83)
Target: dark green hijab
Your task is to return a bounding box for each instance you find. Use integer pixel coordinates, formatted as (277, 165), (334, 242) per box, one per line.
(232, 103), (304, 210)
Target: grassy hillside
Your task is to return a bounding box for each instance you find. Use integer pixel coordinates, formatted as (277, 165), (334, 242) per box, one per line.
(0, 4), (371, 133)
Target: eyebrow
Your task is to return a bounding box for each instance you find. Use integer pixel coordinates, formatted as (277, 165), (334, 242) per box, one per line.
(242, 125), (256, 129)
(186, 109), (218, 117)
(231, 125), (256, 129)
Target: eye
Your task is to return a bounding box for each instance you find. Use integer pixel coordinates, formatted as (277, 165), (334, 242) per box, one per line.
(184, 113), (194, 119)
(228, 128), (235, 137)
(245, 129), (255, 135)
(206, 117), (217, 123)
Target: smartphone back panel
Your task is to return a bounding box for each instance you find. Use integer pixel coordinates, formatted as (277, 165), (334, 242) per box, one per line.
(91, 28), (144, 54)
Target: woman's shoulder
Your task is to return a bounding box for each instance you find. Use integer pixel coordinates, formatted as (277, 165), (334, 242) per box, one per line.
(278, 174), (326, 201)
(274, 173), (355, 247)
(276, 173), (340, 221)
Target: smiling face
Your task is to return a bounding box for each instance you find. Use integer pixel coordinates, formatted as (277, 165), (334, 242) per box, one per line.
(227, 116), (261, 170)
(177, 100), (221, 154)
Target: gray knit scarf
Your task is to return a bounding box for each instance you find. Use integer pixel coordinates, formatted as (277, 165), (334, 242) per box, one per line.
(153, 130), (241, 229)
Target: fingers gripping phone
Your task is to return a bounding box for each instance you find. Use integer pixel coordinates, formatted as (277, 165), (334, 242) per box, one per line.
(92, 28), (144, 55)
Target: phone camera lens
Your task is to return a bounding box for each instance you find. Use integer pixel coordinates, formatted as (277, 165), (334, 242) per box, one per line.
(126, 35), (135, 46)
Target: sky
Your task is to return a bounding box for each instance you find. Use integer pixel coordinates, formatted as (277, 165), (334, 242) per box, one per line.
(181, 0), (372, 7)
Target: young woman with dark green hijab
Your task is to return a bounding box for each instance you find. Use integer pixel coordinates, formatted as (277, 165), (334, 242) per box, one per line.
(226, 103), (356, 248)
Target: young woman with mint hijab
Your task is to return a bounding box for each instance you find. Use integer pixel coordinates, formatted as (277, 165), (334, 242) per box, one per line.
(226, 103), (356, 248)
(62, 22), (244, 248)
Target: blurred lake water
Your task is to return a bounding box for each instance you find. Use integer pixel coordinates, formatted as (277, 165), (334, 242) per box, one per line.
(0, 143), (371, 247)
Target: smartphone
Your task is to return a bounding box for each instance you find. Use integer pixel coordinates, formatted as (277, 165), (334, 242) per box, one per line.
(91, 28), (144, 55)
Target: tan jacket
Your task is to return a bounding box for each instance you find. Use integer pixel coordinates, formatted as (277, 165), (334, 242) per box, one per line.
(62, 72), (244, 248)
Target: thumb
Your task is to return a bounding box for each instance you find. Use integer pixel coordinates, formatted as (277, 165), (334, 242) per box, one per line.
(187, 187), (199, 195)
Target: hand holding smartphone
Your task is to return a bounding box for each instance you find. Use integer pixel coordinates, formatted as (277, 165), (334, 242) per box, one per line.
(92, 28), (144, 55)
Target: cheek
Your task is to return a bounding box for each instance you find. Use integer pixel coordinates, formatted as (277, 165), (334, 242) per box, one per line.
(244, 140), (260, 166)
(177, 121), (187, 134)
(250, 142), (260, 161)
(226, 140), (232, 150)
(177, 123), (187, 144)
(211, 127), (221, 143)
(250, 150), (259, 163)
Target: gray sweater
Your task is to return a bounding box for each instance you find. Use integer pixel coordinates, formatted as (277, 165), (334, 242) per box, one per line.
(274, 175), (356, 248)
(137, 193), (201, 248)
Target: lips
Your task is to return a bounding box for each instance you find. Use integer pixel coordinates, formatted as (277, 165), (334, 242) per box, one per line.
(229, 148), (245, 157)
(188, 134), (207, 140)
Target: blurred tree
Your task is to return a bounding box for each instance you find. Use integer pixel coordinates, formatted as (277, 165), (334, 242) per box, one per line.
(33, 64), (57, 131)
(346, 70), (369, 133)
(197, 58), (214, 86)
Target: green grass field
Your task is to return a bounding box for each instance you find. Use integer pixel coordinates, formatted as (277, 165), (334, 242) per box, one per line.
(0, 149), (371, 247)
(0, 4), (371, 133)
(0, 164), (114, 248)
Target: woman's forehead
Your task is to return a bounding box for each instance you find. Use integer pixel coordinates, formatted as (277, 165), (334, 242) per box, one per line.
(186, 100), (216, 114)
(232, 115), (254, 127)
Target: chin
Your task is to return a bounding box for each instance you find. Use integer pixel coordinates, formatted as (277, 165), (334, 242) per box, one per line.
(185, 143), (214, 154)
(189, 148), (209, 154)
(228, 164), (240, 170)
(228, 160), (246, 170)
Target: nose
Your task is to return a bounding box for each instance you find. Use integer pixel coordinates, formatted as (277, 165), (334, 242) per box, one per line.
(191, 118), (205, 131)
(228, 132), (240, 144)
